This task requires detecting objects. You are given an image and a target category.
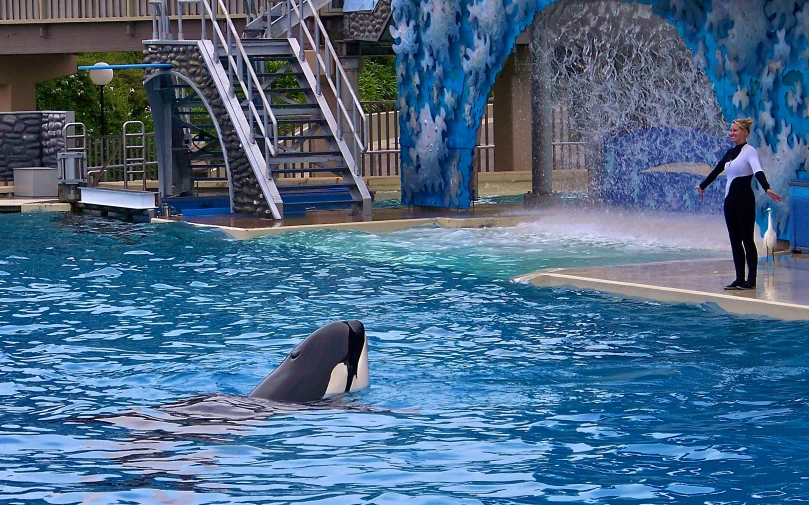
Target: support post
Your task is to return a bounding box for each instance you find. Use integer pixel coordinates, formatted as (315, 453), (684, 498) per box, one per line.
(493, 42), (531, 173)
(99, 85), (107, 136)
(525, 13), (554, 206)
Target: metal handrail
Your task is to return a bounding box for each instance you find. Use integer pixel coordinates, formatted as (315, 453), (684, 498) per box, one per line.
(122, 120), (147, 190)
(284, 0), (368, 173)
(63, 122), (87, 152)
(149, 0), (170, 39)
(177, 0), (279, 166)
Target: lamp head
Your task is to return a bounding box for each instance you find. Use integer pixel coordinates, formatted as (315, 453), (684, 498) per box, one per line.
(89, 62), (113, 87)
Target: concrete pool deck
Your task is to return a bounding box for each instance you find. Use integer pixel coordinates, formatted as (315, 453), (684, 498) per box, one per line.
(514, 254), (809, 321)
(0, 196), (71, 213)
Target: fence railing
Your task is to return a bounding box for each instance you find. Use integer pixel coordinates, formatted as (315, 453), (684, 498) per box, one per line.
(0, 0), (247, 22)
(81, 101), (585, 182)
(551, 105), (586, 171)
(360, 100), (585, 177)
(86, 133), (158, 182)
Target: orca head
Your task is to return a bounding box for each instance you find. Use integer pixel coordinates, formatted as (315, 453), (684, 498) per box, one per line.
(248, 320), (369, 403)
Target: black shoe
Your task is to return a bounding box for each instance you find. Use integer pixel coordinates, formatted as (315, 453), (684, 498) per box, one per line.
(724, 280), (743, 290)
(739, 281), (756, 290)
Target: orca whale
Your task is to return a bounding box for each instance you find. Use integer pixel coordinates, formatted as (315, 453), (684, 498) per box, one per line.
(248, 319), (370, 403)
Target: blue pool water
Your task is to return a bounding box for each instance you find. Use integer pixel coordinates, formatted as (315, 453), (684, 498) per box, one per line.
(1, 210), (808, 504)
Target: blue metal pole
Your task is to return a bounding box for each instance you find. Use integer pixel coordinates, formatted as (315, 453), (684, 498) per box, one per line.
(78, 64), (173, 71)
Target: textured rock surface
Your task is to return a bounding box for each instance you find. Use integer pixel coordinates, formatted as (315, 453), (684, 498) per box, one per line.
(0, 112), (71, 180)
(346, 0), (392, 41)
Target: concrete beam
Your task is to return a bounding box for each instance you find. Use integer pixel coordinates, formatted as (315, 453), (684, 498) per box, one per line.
(0, 19), (244, 55)
(0, 54), (77, 111)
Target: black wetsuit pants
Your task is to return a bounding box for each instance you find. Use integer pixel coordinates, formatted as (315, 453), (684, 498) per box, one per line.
(723, 183), (757, 284)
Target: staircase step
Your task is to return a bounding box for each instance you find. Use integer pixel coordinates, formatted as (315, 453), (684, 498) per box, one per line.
(264, 87), (309, 94)
(277, 182), (355, 191)
(259, 103), (322, 116)
(224, 39), (294, 58)
(271, 151), (344, 163)
(272, 166), (352, 174)
(277, 134), (334, 140)
(253, 133), (335, 142)
(276, 117), (326, 124)
(253, 71), (306, 78)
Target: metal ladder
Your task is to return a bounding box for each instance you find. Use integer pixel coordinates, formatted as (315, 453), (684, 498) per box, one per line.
(122, 121), (147, 190)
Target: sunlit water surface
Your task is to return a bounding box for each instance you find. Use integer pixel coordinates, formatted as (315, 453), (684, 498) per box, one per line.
(1, 210), (807, 504)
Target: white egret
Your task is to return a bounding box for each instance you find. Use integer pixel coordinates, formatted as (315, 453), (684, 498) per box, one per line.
(763, 208), (777, 265)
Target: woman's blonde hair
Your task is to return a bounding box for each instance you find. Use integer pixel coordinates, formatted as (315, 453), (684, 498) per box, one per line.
(732, 118), (753, 132)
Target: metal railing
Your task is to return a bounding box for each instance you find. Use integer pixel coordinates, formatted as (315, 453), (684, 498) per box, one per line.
(170, 0), (280, 169)
(75, 102), (583, 182)
(122, 120), (147, 189)
(284, 0), (369, 175)
(86, 132), (158, 183)
(0, 0), (247, 21)
(551, 105), (586, 170)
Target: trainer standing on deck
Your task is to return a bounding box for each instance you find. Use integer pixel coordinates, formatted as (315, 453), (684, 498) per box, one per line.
(695, 118), (782, 290)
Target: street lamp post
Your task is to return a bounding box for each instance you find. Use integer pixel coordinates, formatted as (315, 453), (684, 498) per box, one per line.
(89, 62), (114, 136)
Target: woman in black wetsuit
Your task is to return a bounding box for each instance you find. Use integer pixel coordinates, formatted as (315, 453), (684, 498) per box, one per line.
(694, 118), (782, 290)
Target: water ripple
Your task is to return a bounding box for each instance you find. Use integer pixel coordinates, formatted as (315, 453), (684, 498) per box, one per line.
(0, 212), (806, 503)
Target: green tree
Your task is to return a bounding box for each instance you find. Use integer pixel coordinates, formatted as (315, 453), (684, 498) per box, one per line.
(35, 52), (397, 135)
(36, 52), (152, 136)
(359, 56), (397, 103)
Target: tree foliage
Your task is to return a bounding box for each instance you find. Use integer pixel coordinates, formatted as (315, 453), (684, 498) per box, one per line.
(36, 52), (397, 134)
(36, 52), (152, 136)
(359, 56), (397, 102)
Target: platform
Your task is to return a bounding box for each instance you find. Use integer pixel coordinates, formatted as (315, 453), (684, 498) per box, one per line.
(514, 255), (809, 321)
(0, 195), (70, 213)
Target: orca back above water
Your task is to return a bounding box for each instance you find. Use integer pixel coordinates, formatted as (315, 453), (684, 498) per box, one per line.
(248, 320), (370, 403)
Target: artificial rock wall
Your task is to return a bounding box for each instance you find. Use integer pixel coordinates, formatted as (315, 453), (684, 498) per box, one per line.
(346, 0), (393, 41)
(391, 0), (809, 236)
(0, 111), (73, 181)
(143, 43), (273, 217)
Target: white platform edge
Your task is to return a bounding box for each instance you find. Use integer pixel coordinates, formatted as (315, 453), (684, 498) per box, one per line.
(80, 187), (158, 209)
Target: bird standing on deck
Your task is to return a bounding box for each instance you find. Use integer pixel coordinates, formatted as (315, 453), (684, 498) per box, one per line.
(764, 208), (777, 265)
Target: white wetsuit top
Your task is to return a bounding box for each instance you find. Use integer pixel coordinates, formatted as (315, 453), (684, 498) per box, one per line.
(722, 144), (764, 198)
(699, 143), (771, 201)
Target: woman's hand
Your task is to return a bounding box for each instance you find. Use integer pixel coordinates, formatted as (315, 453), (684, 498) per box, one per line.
(766, 188), (783, 203)
(694, 185), (704, 199)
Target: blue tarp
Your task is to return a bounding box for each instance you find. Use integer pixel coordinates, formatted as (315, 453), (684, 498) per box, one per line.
(342, 0), (378, 12)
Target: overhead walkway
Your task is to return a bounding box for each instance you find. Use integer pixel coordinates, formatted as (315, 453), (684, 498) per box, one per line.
(0, 0), (251, 110)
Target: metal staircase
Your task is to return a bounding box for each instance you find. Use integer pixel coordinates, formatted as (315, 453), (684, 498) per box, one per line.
(150, 0), (371, 219)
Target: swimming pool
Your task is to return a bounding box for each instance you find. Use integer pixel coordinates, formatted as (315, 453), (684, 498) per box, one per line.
(1, 210), (807, 504)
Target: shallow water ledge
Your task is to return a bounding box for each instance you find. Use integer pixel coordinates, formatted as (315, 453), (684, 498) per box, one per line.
(159, 213), (540, 240)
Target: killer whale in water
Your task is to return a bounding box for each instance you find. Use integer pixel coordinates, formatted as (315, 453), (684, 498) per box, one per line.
(248, 319), (369, 403)
(85, 321), (370, 432)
